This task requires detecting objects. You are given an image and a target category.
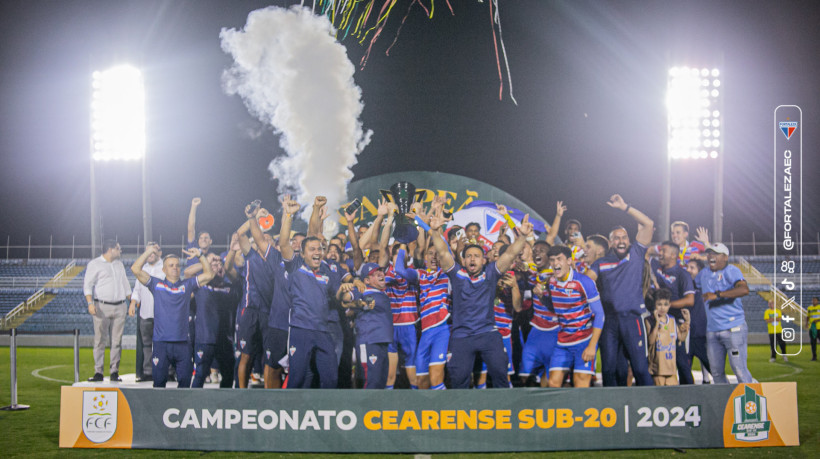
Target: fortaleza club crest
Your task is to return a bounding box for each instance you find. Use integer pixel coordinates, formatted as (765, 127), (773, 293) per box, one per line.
(82, 391), (117, 443)
(369, 354), (378, 365)
(731, 386), (771, 441)
(779, 121), (798, 140)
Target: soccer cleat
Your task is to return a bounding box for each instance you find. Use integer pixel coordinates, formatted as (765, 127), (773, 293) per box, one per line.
(88, 373), (104, 382)
(109, 372), (121, 382)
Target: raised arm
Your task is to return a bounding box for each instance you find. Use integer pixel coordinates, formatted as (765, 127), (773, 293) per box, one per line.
(131, 244), (160, 286)
(279, 195), (300, 261)
(607, 194), (654, 247)
(546, 201), (566, 245)
(377, 204), (396, 268)
(195, 250), (215, 286)
(344, 209), (365, 272)
(246, 204), (270, 254)
(308, 196), (327, 238)
(359, 198), (389, 251)
(497, 215), (533, 273)
(187, 197), (201, 243)
(429, 211), (455, 272)
(394, 246), (420, 284)
(224, 233), (241, 282)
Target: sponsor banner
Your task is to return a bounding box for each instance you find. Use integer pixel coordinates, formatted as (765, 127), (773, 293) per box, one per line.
(60, 383), (799, 452)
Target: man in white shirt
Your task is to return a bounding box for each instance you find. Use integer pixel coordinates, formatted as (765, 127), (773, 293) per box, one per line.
(84, 239), (132, 382)
(129, 242), (164, 382)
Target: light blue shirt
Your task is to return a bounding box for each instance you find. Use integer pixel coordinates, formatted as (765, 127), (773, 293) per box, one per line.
(696, 264), (746, 332)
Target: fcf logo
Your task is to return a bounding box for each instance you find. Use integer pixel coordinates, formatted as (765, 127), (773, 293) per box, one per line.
(82, 391), (118, 443)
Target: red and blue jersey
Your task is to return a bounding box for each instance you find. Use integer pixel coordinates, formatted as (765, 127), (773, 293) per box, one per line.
(548, 270), (604, 346)
(385, 264), (419, 326)
(493, 297), (513, 338)
(655, 241), (705, 267)
(527, 271), (560, 331)
(393, 249), (450, 332)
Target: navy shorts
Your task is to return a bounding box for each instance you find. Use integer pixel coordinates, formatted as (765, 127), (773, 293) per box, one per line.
(415, 324), (450, 375)
(388, 324), (417, 369)
(236, 307), (266, 358)
(519, 327), (559, 377)
(549, 341), (596, 375)
(263, 327), (289, 369)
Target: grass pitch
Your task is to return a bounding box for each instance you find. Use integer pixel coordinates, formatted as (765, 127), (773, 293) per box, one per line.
(0, 345), (817, 458)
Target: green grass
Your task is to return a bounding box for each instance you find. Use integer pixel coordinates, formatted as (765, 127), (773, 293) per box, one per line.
(0, 345), (817, 458)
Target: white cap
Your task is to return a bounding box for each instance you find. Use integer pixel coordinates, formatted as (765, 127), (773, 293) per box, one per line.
(705, 242), (729, 256)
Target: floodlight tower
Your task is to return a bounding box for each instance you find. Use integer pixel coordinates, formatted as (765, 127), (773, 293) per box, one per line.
(90, 65), (149, 257)
(662, 66), (724, 241)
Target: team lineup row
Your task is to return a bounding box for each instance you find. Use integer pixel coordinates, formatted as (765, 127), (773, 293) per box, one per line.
(84, 192), (754, 389)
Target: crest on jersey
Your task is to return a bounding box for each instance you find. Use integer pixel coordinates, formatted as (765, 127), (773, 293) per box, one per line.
(369, 354), (378, 365)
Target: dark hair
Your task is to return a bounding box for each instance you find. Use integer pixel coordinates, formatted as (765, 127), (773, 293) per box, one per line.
(301, 236), (321, 252)
(162, 253), (180, 262)
(654, 288), (672, 303)
(328, 243), (342, 254)
(197, 231), (211, 240)
(461, 244), (485, 258)
(661, 240), (680, 254)
(587, 234), (609, 251)
(687, 258), (705, 271)
(447, 226), (462, 241)
(547, 245), (572, 259)
(565, 219), (582, 231)
(466, 222), (481, 232)
(293, 232), (307, 239)
(102, 239), (119, 253)
(497, 244), (509, 257)
(533, 240), (550, 250)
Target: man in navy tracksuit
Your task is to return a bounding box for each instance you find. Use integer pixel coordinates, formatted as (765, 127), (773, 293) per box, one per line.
(588, 194), (655, 387)
(191, 253), (240, 388)
(428, 210), (535, 389)
(132, 243), (214, 388)
(340, 262), (393, 389)
(279, 196), (345, 389)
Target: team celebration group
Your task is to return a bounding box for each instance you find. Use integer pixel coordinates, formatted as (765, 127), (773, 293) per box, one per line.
(84, 191), (760, 389)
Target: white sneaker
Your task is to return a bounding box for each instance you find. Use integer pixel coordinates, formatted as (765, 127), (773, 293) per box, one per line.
(769, 358), (776, 362)
(783, 356), (788, 362)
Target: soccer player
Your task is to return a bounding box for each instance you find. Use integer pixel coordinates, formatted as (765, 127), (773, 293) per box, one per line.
(279, 196), (345, 389)
(697, 243), (754, 384)
(186, 197), (213, 267)
(650, 241), (696, 384)
(393, 242), (451, 390)
(191, 253), (240, 388)
(132, 243), (214, 388)
(590, 194), (655, 387)
(649, 221), (708, 267)
(428, 208), (534, 389)
(539, 245), (604, 388)
(231, 204), (281, 388)
(339, 262), (393, 389)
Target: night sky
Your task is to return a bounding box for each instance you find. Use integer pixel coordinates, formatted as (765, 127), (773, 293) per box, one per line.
(0, 0), (817, 253)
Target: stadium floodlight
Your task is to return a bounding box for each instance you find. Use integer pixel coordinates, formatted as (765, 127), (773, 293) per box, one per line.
(666, 66), (722, 161)
(91, 65), (145, 161)
(89, 64), (151, 257)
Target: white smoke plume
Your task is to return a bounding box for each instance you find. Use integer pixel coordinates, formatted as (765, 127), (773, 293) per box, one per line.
(220, 6), (372, 220)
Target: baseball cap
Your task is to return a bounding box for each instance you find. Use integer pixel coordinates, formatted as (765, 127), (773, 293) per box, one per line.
(358, 262), (382, 278)
(705, 243), (730, 256)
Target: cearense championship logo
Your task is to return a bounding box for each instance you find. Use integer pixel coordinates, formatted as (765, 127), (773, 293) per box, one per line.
(82, 391), (118, 443)
(731, 386), (771, 441)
